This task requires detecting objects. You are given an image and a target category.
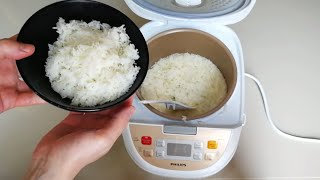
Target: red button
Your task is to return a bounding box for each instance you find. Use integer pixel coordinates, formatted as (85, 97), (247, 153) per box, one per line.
(141, 136), (152, 145)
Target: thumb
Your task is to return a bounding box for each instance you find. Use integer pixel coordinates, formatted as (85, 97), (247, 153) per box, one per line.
(0, 38), (35, 60)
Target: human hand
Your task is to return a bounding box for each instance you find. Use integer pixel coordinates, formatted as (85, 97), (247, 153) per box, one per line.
(0, 35), (46, 113)
(25, 97), (135, 180)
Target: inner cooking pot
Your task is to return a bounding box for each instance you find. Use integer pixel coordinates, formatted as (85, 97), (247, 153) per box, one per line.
(137, 29), (237, 120)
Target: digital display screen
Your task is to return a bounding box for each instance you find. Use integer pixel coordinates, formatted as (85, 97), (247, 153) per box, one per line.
(167, 143), (192, 157)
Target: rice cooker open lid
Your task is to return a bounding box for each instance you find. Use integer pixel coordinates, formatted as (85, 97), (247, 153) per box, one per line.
(124, 0), (255, 25)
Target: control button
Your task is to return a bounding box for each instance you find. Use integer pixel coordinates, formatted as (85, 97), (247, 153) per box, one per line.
(193, 152), (203, 160)
(156, 150), (165, 157)
(156, 140), (165, 147)
(207, 140), (218, 149)
(143, 149), (154, 157)
(194, 141), (203, 149)
(141, 136), (152, 145)
(205, 153), (216, 161)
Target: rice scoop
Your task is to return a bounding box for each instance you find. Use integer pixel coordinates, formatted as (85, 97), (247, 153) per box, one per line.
(45, 18), (140, 107)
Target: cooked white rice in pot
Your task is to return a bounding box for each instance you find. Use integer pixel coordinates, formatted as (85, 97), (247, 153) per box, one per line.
(141, 53), (227, 116)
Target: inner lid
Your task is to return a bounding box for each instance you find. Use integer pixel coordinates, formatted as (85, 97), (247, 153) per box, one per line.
(132, 0), (248, 19)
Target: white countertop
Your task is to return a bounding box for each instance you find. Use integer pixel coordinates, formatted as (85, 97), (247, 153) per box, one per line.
(1, 0), (320, 179)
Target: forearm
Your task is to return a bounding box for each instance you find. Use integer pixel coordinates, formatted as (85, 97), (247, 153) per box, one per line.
(25, 156), (79, 180)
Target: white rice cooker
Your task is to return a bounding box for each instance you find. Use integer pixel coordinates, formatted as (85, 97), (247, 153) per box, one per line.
(122, 0), (256, 178)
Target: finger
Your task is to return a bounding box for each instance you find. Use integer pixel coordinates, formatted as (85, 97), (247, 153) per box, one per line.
(65, 102), (132, 129)
(69, 95), (134, 116)
(63, 113), (112, 129)
(17, 81), (31, 92)
(15, 91), (46, 107)
(42, 113), (111, 143)
(73, 106), (134, 165)
(124, 95), (134, 106)
(0, 38), (35, 60)
(96, 105), (135, 142)
(42, 105), (134, 143)
(89, 95), (134, 116)
(62, 95), (135, 129)
(38, 122), (79, 144)
(9, 35), (18, 41)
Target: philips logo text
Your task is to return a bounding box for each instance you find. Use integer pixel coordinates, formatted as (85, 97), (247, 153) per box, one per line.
(170, 163), (187, 167)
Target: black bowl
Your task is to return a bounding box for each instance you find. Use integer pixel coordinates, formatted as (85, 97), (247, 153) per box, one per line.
(16, 0), (149, 112)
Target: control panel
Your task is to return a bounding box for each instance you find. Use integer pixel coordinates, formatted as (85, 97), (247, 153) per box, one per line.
(129, 124), (231, 171)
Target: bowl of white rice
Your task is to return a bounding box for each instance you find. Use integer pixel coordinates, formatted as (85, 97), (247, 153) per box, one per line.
(16, 0), (149, 112)
(138, 29), (237, 120)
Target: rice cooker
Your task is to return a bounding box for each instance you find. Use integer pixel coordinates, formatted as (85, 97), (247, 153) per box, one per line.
(122, 0), (255, 178)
